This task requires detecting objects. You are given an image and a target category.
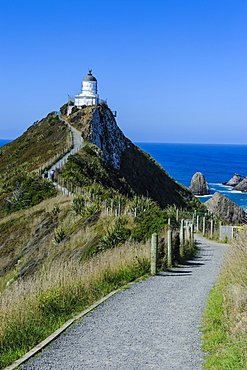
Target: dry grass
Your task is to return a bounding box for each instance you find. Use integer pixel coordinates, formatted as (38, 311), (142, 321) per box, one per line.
(222, 230), (247, 339)
(0, 239), (150, 369)
(0, 240), (149, 317)
(0, 194), (73, 288)
(0, 193), (72, 226)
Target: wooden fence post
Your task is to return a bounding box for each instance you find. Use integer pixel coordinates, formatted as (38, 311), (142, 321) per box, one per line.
(210, 219), (214, 238)
(180, 219), (184, 255)
(196, 215), (200, 232)
(191, 223), (194, 245)
(203, 217), (206, 236)
(186, 224), (191, 243)
(151, 233), (158, 275)
(167, 230), (172, 267)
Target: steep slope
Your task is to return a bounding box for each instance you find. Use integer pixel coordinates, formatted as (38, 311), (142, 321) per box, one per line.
(0, 113), (71, 217)
(0, 104), (208, 368)
(68, 103), (200, 210)
(0, 103), (206, 285)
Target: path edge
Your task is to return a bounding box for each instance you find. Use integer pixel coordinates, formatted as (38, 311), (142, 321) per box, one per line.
(3, 282), (139, 370)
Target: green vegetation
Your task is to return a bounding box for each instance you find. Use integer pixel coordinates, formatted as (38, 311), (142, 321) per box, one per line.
(0, 113), (70, 218)
(0, 105), (208, 369)
(4, 173), (57, 214)
(61, 144), (131, 194)
(202, 231), (247, 369)
(0, 183), (198, 369)
(133, 207), (169, 242)
(0, 206), (151, 369)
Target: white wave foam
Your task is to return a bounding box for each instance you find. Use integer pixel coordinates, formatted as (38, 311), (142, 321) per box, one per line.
(195, 195), (212, 199)
(223, 189), (246, 194)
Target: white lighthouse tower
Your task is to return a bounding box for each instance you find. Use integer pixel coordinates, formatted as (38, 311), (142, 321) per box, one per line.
(74, 70), (99, 108)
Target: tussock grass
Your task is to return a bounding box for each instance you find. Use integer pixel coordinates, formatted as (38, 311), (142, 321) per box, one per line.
(0, 240), (150, 369)
(202, 230), (247, 369)
(0, 193), (71, 226)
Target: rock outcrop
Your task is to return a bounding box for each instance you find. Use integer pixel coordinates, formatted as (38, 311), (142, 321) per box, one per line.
(223, 173), (244, 187)
(234, 177), (247, 192)
(205, 192), (247, 224)
(70, 105), (131, 170)
(69, 104), (203, 210)
(189, 172), (210, 195)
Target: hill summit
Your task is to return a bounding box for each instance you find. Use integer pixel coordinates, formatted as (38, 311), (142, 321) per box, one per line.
(67, 103), (197, 209)
(0, 103), (205, 281)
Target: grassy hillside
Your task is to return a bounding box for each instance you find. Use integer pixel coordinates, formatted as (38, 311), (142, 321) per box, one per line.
(66, 104), (205, 211)
(0, 113), (70, 218)
(0, 106), (207, 368)
(202, 230), (247, 369)
(0, 187), (176, 368)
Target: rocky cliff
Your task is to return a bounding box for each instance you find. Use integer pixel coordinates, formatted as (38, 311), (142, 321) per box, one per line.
(70, 105), (131, 170)
(189, 172), (210, 195)
(205, 192), (247, 224)
(68, 104), (201, 210)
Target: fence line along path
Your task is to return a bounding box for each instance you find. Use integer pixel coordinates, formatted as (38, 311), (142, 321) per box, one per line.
(19, 234), (227, 370)
(50, 117), (84, 172)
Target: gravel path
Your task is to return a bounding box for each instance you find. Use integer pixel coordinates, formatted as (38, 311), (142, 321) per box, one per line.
(50, 118), (83, 173)
(20, 235), (227, 370)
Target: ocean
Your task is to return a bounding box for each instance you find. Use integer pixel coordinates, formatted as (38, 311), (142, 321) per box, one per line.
(0, 139), (12, 147)
(136, 143), (247, 210)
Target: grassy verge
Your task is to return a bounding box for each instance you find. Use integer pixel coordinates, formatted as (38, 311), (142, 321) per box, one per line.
(202, 230), (247, 369)
(0, 241), (150, 369)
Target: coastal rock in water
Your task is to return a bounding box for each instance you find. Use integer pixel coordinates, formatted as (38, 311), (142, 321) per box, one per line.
(189, 172), (210, 195)
(234, 177), (247, 192)
(205, 192), (247, 224)
(223, 173), (244, 187)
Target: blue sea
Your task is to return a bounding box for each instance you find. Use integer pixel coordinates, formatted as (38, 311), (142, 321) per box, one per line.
(0, 139), (12, 147)
(136, 143), (247, 211)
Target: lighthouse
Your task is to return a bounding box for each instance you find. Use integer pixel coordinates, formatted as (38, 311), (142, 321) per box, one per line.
(74, 70), (99, 107)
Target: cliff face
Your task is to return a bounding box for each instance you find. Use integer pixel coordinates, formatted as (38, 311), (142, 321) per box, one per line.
(69, 104), (200, 210)
(70, 105), (131, 170)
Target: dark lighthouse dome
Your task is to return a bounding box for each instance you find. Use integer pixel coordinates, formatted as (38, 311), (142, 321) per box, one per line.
(83, 70), (97, 82)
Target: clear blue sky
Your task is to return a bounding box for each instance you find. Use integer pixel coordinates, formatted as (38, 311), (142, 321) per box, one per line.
(1, 0), (246, 144)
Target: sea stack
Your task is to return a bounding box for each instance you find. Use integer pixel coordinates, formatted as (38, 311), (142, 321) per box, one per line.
(223, 173), (244, 187)
(205, 192), (247, 224)
(234, 177), (247, 192)
(189, 172), (210, 195)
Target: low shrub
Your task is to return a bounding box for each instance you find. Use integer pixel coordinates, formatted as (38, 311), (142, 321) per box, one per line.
(99, 217), (131, 250)
(4, 174), (57, 214)
(132, 207), (169, 242)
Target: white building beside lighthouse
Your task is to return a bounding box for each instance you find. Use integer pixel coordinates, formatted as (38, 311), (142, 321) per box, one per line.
(75, 70), (99, 107)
